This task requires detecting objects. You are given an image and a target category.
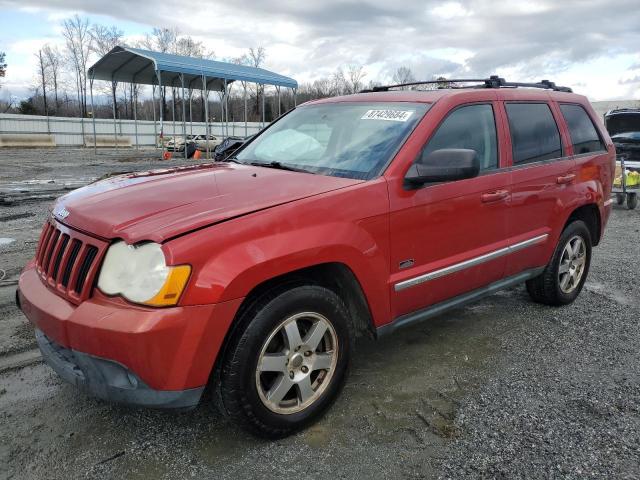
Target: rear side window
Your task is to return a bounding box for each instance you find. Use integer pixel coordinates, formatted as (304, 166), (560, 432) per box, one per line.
(420, 104), (498, 171)
(506, 103), (562, 164)
(560, 104), (605, 154)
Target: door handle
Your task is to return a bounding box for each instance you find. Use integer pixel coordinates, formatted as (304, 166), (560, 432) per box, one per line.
(481, 190), (509, 203)
(557, 173), (576, 185)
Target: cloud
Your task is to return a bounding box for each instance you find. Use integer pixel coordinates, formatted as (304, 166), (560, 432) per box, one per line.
(0, 0), (639, 100)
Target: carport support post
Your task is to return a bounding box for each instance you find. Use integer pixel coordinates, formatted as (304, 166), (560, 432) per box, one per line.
(223, 79), (228, 138)
(152, 85), (158, 153)
(189, 91), (193, 136)
(133, 85), (139, 150)
(157, 70), (164, 156)
(89, 74), (97, 155)
(111, 79), (118, 150)
(243, 82), (247, 138)
(203, 75), (210, 159)
(181, 74), (187, 160)
(172, 87), (176, 151)
(261, 84), (265, 128)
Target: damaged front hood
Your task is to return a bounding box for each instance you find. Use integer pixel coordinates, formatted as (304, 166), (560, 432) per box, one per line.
(54, 163), (361, 243)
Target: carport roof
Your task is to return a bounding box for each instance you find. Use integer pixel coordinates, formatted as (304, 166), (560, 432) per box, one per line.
(88, 46), (298, 91)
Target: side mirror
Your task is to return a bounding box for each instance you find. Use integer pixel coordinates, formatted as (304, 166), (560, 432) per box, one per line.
(405, 148), (480, 186)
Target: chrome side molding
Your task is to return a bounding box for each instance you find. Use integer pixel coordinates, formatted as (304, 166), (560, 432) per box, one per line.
(394, 234), (549, 292)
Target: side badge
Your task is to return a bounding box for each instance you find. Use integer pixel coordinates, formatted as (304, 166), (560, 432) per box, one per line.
(399, 259), (415, 269)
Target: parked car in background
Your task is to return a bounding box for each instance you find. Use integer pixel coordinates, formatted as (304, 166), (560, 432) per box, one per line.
(605, 108), (640, 170)
(213, 136), (250, 161)
(166, 135), (195, 152)
(193, 134), (222, 151)
(18, 77), (614, 439)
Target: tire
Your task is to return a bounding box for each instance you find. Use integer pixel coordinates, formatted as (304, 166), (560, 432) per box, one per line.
(616, 193), (625, 205)
(627, 193), (638, 210)
(220, 284), (352, 438)
(526, 220), (592, 306)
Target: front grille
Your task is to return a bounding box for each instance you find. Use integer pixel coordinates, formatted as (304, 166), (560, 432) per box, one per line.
(34, 220), (108, 304)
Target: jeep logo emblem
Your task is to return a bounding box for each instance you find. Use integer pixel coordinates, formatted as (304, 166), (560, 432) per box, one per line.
(53, 206), (70, 220)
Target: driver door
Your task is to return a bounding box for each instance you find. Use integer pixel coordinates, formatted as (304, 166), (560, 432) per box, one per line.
(388, 102), (511, 318)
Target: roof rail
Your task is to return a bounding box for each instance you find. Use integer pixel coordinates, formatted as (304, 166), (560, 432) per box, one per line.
(361, 75), (572, 93)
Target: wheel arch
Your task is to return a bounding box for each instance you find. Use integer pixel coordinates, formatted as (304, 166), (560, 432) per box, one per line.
(208, 262), (376, 388)
(565, 203), (601, 246)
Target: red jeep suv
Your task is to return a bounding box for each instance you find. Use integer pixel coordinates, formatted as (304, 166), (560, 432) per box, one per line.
(18, 77), (614, 437)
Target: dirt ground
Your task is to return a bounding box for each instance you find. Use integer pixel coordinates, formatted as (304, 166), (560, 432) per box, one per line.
(0, 148), (639, 479)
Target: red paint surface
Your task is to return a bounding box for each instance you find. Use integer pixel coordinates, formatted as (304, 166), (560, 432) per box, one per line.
(19, 88), (614, 392)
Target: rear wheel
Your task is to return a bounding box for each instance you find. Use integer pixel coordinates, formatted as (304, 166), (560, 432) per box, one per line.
(219, 285), (351, 438)
(627, 193), (638, 210)
(526, 220), (592, 306)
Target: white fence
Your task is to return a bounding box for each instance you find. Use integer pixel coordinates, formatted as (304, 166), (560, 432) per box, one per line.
(0, 113), (264, 147)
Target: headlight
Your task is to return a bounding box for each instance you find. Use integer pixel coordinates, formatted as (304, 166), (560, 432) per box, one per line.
(97, 241), (191, 307)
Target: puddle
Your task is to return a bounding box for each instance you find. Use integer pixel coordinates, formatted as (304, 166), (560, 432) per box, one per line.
(585, 281), (633, 306)
(0, 238), (16, 247)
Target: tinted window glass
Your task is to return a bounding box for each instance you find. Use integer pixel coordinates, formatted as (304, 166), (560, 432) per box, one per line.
(506, 103), (562, 164)
(560, 104), (605, 154)
(420, 104), (498, 171)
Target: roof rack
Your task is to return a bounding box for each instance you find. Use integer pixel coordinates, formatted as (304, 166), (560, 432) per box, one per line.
(361, 75), (572, 93)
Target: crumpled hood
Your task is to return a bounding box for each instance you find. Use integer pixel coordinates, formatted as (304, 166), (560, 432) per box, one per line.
(54, 163), (362, 243)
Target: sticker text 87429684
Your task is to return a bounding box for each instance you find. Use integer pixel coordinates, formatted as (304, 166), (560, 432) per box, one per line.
(361, 110), (414, 122)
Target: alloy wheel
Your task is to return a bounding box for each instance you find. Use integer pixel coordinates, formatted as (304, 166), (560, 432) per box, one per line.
(255, 312), (338, 414)
(558, 235), (587, 294)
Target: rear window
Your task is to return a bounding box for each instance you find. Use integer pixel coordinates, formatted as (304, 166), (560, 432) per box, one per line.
(506, 103), (563, 165)
(560, 104), (605, 154)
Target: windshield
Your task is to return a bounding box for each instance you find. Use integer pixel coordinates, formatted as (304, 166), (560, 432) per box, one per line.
(235, 102), (430, 179)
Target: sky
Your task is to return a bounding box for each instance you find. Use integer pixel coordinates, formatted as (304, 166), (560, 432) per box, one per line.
(0, 0), (639, 102)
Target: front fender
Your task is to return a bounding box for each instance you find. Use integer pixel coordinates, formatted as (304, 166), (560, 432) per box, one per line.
(166, 179), (392, 326)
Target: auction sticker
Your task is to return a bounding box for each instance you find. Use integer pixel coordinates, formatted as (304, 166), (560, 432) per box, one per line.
(361, 109), (414, 122)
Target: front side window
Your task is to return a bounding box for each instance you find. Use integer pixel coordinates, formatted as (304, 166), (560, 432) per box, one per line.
(235, 102), (430, 179)
(418, 103), (498, 171)
(560, 104), (605, 154)
(506, 103), (562, 164)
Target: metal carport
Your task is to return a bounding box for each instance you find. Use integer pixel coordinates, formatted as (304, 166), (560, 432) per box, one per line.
(87, 46), (298, 158)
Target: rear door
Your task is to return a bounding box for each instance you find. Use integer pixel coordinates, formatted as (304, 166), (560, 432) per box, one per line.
(387, 97), (511, 318)
(499, 98), (576, 277)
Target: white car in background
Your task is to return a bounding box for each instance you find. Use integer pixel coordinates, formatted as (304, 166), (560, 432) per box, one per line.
(193, 134), (222, 151)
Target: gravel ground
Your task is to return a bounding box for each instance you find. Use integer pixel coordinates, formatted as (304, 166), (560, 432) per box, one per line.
(0, 148), (639, 479)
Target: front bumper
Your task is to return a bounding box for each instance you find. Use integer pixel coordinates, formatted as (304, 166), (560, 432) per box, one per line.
(18, 262), (243, 406)
(35, 328), (203, 409)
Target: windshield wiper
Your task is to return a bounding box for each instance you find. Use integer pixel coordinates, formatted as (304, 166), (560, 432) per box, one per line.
(249, 161), (315, 174)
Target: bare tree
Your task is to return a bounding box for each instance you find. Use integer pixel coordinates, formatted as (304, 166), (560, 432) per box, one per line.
(62, 15), (92, 117)
(345, 64), (366, 94)
(0, 52), (6, 89)
(143, 27), (179, 119)
(248, 46), (266, 118)
(90, 24), (124, 117)
(331, 68), (347, 96)
(35, 49), (49, 116)
(392, 66), (416, 88)
(42, 45), (61, 113)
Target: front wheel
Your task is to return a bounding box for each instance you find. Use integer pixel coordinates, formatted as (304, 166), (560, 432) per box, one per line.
(219, 285), (351, 438)
(526, 220), (592, 306)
